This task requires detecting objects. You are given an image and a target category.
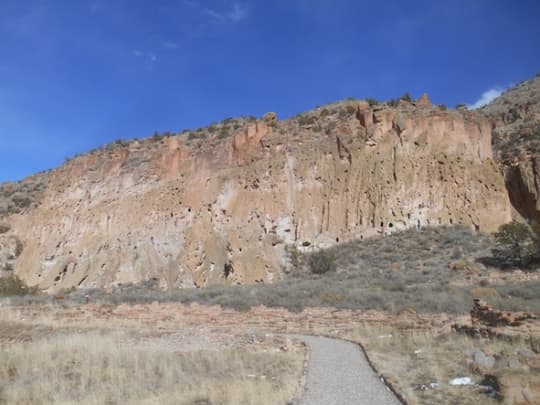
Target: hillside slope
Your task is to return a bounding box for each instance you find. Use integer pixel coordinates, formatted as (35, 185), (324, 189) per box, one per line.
(1, 95), (510, 291)
(481, 74), (540, 223)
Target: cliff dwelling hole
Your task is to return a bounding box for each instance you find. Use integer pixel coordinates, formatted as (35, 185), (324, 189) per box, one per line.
(336, 237), (340, 243)
(380, 221), (384, 227)
(388, 223), (394, 228)
(223, 262), (233, 279)
(407, 213), (411, 219)
(417, 220), (421, 228)
(187, 207), (191, 212)
(475, 224), (480, 231)
(449, 218), (454, 224)
(78, 276), (88, 286)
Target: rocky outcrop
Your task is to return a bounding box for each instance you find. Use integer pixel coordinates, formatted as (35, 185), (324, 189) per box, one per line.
(0, 229), (23, 278)
(471, 299), (537, 327)
(482, 74), (540, 223)
(1, 97), (511, 291)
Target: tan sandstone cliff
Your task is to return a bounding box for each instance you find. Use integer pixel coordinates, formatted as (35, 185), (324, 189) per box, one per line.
(0, 95), (511, 291)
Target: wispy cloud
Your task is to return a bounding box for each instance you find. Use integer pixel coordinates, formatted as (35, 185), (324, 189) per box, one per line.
(163, 40), (179, 49)
(204, 3), (248, 23)
(133, 50), (157, 70)
(468, 87), (505, 109)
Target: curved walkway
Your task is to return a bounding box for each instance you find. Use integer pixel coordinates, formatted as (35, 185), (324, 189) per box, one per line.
(295, 335), (400, 405)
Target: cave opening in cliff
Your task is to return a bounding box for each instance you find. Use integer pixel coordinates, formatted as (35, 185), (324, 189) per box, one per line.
(224, 262), (233, 279)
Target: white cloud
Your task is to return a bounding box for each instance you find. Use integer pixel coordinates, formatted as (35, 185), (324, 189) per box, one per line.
(467, 87), (505, 109)
(204, 3), (248, 23)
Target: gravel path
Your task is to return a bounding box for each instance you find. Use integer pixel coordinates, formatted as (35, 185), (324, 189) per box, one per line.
(296, 335), (400, 405)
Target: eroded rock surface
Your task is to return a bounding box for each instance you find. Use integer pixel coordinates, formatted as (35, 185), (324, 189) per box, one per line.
(1, 97), (511, 291)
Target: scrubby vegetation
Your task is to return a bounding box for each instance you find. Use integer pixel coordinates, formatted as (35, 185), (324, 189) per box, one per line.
(494, 123), (540, 161)
(307, 250), (336, 275)
(31, 226), (539, 315)
(0, 173), (49, 217)
(0, 275), (38, 297)
(491, 221), (540, 268)
(345, 323), (537, 405)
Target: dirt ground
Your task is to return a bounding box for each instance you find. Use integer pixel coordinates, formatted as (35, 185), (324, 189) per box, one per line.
(1, 299), (538, 404)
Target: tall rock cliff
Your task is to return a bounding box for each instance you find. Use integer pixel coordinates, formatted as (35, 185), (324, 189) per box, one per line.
(1, 95), (511, 291)
(481, 74), (540, 223)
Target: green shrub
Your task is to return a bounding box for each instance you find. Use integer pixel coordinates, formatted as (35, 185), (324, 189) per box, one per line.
(308, 250), (336, 275)
(217, 128), (229, 139)
(400, 92), (412, 102)
(297, 114), (317, 126)
(366, 98), (380, 106)
(492, 221), (539, 268)
(345, 105), (356, 114)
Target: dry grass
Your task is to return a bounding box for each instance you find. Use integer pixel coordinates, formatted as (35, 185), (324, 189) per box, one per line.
(343, 324), (535, 405)
(0, 332), (303, 405)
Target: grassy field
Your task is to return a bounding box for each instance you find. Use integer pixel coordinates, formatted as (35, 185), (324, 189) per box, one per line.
(2, 225), (538, 405)
(0, 331), (303, 405)
(343, 323), (539, 405)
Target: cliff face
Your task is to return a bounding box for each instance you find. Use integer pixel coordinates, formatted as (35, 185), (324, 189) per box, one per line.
(481, 75), (540, 224)
(1, 95), (511, 291)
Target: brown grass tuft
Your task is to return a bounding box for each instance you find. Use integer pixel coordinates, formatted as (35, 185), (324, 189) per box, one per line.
(0, 333), (304, 405)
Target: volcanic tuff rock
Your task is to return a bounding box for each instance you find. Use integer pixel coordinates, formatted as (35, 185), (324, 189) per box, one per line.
(1, 95), (511, 291)
(482, 74), (540, 223)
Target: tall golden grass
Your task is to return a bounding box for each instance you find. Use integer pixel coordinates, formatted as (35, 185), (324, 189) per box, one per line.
(0, 332), (303, 405)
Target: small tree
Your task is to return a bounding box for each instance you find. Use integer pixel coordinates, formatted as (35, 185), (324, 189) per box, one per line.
(492, 221), (539, 268)
(400, 92), (412, 102)
(366, 97), (380, 106)
(308, 250), (336, 275)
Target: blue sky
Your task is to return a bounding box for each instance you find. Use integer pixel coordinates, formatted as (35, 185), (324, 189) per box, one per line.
(1, 0), (539, 182)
